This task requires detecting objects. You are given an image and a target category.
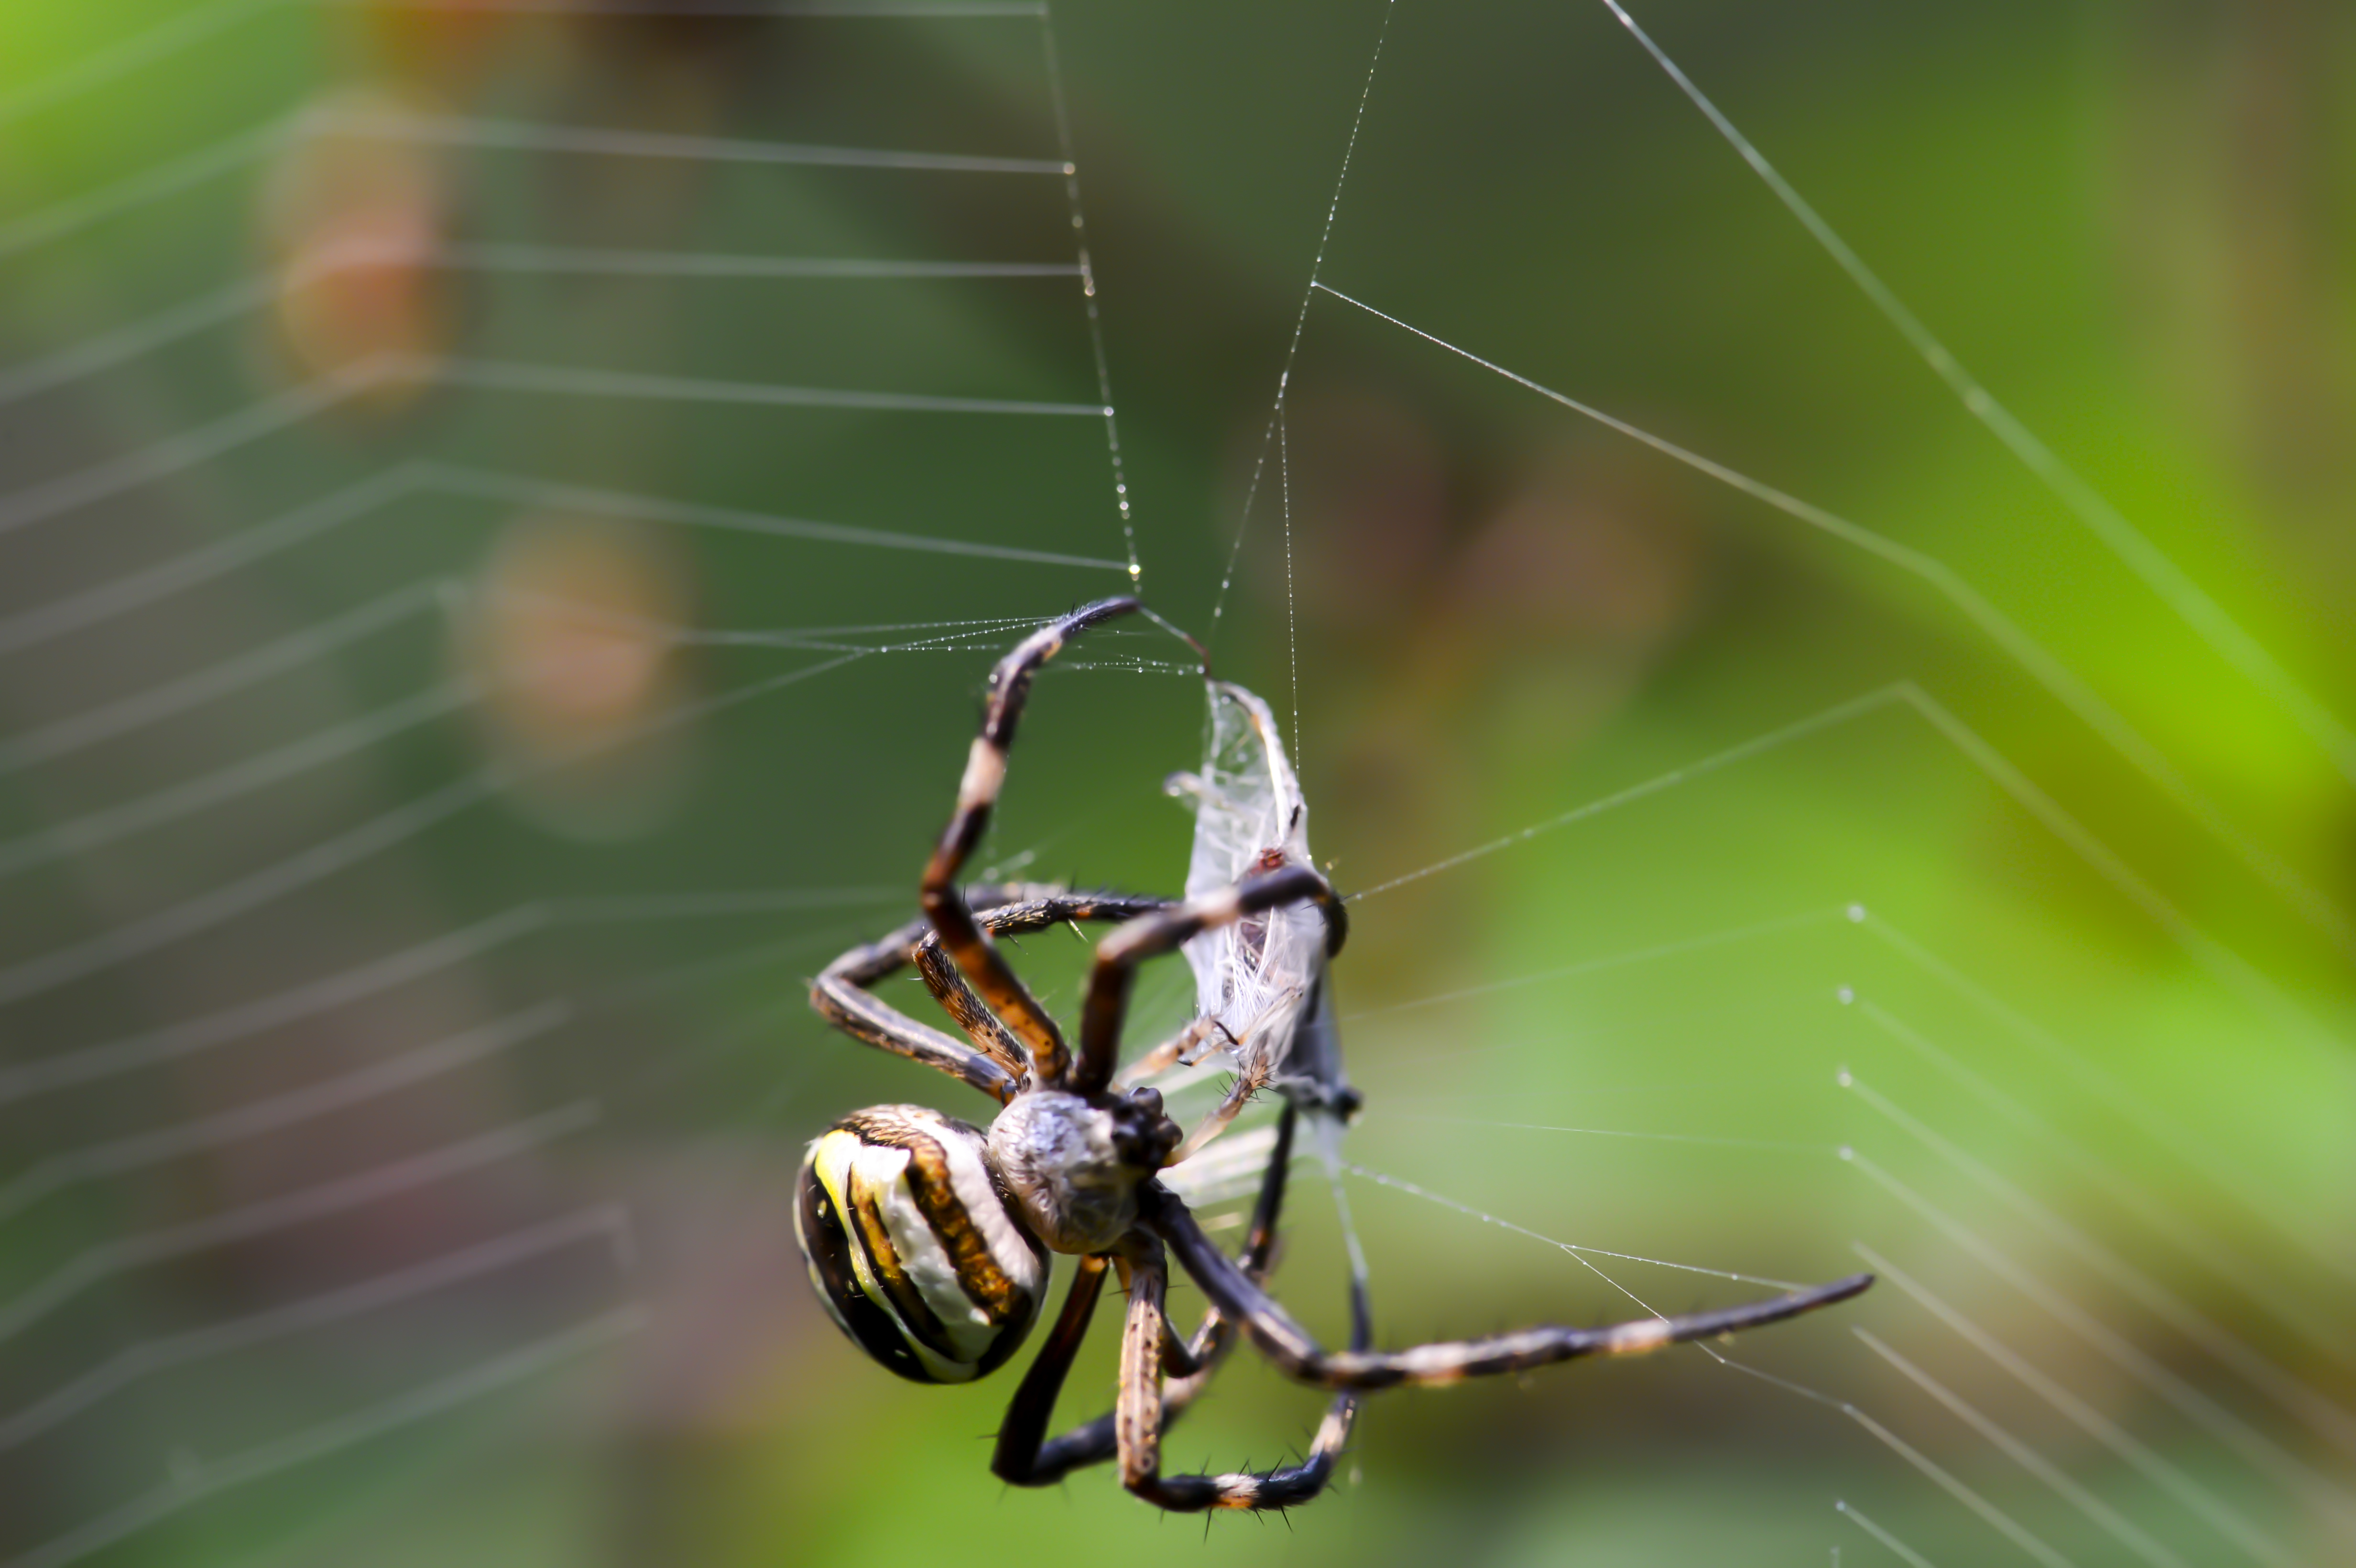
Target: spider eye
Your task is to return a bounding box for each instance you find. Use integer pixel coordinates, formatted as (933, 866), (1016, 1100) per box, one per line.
(795, 1105), (1049, 1384)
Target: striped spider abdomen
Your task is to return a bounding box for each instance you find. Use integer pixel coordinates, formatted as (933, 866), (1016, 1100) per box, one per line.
(795, 1105), (1048, 1384)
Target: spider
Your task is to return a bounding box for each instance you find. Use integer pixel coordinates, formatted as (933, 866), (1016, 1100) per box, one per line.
(795, 598), (1872, 1513)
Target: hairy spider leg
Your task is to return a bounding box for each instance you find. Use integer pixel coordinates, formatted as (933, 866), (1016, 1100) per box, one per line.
(1114, 1246), (1210, 1379)
(1113, 1230), (1364, 1512)
(908, 890), (1169, 1073)
(991, 1251), (1114, 1485)
(912, 942), (1028, 1081)
(811, 885), (1169, 1107)
(1150, 1183), (1874, 1391)
(810, 906), (1020, 1105)
(919, 597), (1142, 1088)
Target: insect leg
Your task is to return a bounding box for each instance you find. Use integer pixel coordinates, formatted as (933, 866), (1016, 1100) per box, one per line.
(1113, 1016), (1219, 1089)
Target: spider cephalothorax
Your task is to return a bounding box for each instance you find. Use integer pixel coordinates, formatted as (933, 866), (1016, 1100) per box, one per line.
(794, 598), (1870, 1511)
(987, 1086), (1181, 1253)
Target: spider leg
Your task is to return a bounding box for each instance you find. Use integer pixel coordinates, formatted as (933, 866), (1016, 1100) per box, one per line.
(1113, 1232), (1360, 1513)
(911, 944), (1029, 1080)
(920, 598), (1140, 1087)
(911, 890), (1170, 1078)
(992, 1253), (1112, 1485)
(1004, 1103), (1306, 1485)
(811, 906), (1020, 1105)
(1148, 1182), (1874, 1391)
(1074, 862), (1343, 1097)
(808, 885), (1169, 1106)
(809, 969), (1022, 1105)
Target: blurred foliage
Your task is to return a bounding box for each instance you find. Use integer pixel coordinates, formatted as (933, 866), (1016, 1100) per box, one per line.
(0, 2), (2351, 1566)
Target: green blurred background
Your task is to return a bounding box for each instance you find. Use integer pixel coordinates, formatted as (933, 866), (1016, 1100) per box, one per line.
(0, 2), (2351, 1564)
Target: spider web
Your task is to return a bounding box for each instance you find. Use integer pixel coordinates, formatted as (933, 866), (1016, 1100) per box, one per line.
(0, 2), (2350, 1565)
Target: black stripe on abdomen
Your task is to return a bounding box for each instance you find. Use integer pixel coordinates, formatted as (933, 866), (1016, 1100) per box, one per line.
(797, 1163), (940, 1384)
(846, 1178), (965, 1365)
